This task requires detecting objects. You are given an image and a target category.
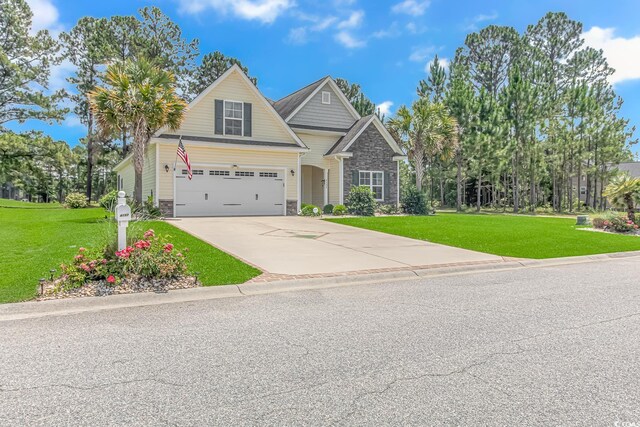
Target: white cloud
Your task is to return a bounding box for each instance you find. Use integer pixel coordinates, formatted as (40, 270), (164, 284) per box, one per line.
(425, 56), (449, 73)
(464, 11), (498, 31)
(48, 59), (75, 91)
(337, 10), (364, 29)
(406, 22), (427, 35)
(312, 16), (337, 31)
(372, 22), (401, 39)
(409, 46), (435, 62)
(377, 101), (393, 116)
(177, 0), (294, 24)
(335, 31), (366, 48)
(25, 0), (63, 35)
(391, 0), (430, 16)
(287, 27), (308, 45)
(63, 115), (83, 128)
(582, 26), (640, 84)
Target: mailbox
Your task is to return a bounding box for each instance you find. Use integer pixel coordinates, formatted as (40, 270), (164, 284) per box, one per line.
(115, 191), (131, 250)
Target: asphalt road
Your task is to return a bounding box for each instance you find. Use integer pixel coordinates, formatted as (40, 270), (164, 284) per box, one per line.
(1, 259), (640, 426)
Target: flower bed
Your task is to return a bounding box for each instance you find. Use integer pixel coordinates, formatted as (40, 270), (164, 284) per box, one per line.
(591, 214), (640, 235)
(40, 229), (198, 299)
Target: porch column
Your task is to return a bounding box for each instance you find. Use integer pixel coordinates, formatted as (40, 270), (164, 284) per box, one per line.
(323, 168), (329, 207)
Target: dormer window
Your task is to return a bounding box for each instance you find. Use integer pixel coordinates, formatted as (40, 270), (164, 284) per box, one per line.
(224, 100), (243, 136)
(321, 91), (331, 104)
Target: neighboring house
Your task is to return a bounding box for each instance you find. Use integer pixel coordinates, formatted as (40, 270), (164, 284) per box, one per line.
(114, 64), (406, 217)
(573, 161), (640, 208)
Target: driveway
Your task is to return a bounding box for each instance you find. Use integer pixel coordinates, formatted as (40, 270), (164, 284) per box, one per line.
(170, 216), (502, 275)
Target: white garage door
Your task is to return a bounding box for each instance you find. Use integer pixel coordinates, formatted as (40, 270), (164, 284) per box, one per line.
(175, 167), (285, 217)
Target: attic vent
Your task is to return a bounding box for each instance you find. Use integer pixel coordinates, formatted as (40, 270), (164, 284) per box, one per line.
(321, 91), (331, 104)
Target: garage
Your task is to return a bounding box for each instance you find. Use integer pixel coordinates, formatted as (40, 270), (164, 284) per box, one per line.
(174, 167), (285, 217)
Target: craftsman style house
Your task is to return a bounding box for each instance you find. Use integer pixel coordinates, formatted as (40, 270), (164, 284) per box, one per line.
(114, 64), (406, 217)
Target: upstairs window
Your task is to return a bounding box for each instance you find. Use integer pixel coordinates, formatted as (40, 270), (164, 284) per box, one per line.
(321, 91), (331, 104)
(224, 101), (243, 136)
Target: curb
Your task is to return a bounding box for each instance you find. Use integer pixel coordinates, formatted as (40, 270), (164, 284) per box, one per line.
(2, 250), (639, 322)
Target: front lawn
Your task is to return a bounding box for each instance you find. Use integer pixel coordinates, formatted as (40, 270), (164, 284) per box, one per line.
(327, 213), (640, 259)
(0, 199), (260, 303)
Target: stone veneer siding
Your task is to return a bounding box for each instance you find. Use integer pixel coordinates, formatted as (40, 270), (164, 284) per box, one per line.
(342, 125), (398, 205)
(159, 199), (174, 217)
(286, 200), (298, 216)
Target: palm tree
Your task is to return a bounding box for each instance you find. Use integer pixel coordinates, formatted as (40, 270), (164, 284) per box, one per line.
(603, 174), (640, 222)
(89, 59), (187, 203)
(387, 99), (458, 193)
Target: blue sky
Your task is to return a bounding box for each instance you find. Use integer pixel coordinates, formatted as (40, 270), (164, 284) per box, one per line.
(14, 0), (640, 155)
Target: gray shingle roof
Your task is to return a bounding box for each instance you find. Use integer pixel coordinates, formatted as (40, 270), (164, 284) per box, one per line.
(272, 76), (329, 120)
(325, 115), (375, 155)
(617, 162), (640, 177)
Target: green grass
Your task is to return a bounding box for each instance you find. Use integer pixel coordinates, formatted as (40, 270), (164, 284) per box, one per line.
(0, 199), (260, 304)
(327, 213), (640, 259)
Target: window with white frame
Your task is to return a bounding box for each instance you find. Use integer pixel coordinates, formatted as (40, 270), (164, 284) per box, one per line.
(359, 171), (384, 201)
(321, 91), (331, 104)
(224, 101), (243, 136)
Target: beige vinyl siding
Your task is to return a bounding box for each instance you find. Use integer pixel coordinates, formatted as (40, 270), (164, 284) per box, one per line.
(156, 141), (298, 201)
(289, 83), (356, 129)
(141, 147), (156, 202)
(117, 159), (135, 200)
(327, 158), (340, 205)
(178, 70), (297, 143)
(298, 133), (340, 169)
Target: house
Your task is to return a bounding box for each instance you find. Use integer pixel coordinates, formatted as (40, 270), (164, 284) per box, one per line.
(573, 161), (640, 208)
(114, 64), (406, 217)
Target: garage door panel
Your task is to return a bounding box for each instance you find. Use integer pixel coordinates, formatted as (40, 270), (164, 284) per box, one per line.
(175, 168), (285, 217)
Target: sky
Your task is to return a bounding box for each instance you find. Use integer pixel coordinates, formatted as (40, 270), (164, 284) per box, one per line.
(13, 0), (640, 156)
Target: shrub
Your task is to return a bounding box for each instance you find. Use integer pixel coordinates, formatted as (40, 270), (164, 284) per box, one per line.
(605, 216), (639, 233)
(346, 186), (376, 216)
(332, 204), (347, 216)
(143, 195), (162, 218)
(592, 217), (606, 229)
(57, 229), (187, 291)
(301, 203), (311, 210)
(99, 190), (118, 210)
(377, 203), (399, 215)
(65, 192), (88, 209)
(401, 187), (429, 215)
(323, 204), (334, 214)
(300, 204), (321, 216)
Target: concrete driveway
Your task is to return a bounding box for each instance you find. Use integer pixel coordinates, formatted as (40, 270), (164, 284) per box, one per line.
(170, 216), (502, 275)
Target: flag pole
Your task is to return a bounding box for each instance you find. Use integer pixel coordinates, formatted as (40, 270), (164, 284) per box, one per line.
(174, 135), (181, 172)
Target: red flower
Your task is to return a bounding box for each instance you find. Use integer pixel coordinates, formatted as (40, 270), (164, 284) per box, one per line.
(78, 247), (86, 252)
(74, 254), (84, 261)
(144, 229), (155, 239)
(134, 240), (150, 250)
(163, 243), (174, 253)
(80, 263), (91, 272)
(102, 259), (107, 265)
(106, 275), (115, 284)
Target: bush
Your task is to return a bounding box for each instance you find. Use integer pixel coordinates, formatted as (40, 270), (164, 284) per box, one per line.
(592, 217), (606, 229)
(65, 192), (88, 209)
(605, 216), (639, 233)
(401, 187), (429, 215)
(377, 203), (399, 215)
(301, 203), (311, 210)
(332, 204), (347, 216)
(346, 186), (376, 216)
(300, 204), (321, 216)
(57, 229), (187, 290)
(99, 190), (118, 210)
(323, 204), (334, 214)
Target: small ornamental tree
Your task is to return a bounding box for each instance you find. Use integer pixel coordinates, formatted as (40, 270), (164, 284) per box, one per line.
(603, 174), (640, 222)
(346, 186), (376, 216)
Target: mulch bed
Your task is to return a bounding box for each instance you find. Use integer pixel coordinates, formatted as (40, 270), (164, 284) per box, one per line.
(37, 275), (200, 301)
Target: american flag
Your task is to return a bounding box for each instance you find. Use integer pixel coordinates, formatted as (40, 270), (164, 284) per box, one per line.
(177, 138), (192, 180)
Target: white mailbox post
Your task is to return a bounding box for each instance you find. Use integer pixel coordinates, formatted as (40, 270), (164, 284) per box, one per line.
(114, 191), (131, 251)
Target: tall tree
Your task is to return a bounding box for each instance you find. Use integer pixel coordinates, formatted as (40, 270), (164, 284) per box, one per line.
(0, 0), (66, 127)
(90, 59), (187, 203)
(61, 17), (113, 201)
(418, 54), (447, 102)
(335, 78), (379, 118)
(188, 51), (256, 100)
(137, 6), (199, 94)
